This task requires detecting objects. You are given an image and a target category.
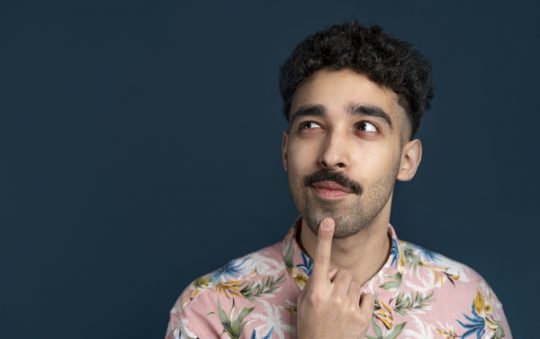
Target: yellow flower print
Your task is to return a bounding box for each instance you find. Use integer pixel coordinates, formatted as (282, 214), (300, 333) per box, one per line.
(290, 268), (308, 289)
(193, 274), (211, 289)
(422, 262), (460, 287)
(215, 280), (244, 298)
(186, 274), (212, 302)
(435, 325), (459, 338)
(473, 289), (493, 317)
(374, 298), (394, 330)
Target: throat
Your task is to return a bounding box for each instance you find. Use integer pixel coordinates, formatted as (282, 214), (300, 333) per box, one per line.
(331, 232), (391, 286)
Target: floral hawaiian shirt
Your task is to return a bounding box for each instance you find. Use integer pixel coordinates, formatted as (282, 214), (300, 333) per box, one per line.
(165, 221), (512, 338)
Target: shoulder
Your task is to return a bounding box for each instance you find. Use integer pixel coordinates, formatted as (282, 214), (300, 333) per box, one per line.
(399, 239), (481, 284)
(400, 240), (502, 309)
(166, 242), (288, 338)
(183, 242), (286, 304)
(398, 239), (506, 304)
(397, 240), (510, 336)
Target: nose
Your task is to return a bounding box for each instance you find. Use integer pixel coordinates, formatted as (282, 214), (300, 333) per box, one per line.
(317, 130), (349, 170)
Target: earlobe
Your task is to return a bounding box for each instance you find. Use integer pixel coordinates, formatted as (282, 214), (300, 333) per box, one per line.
(282, 132), (289, 171)
(397, 139), (422, 181)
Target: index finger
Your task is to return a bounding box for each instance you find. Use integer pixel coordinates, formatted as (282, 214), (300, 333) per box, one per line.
(310, 217), (335, 284)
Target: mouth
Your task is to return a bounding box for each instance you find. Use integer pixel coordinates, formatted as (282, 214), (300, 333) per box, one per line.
(310, 180), (353, 200)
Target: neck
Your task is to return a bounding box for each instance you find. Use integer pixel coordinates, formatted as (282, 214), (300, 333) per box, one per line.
(298, 208), (392, 286)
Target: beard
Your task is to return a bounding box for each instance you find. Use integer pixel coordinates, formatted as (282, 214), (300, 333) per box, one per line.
(289, 163), (400, 239)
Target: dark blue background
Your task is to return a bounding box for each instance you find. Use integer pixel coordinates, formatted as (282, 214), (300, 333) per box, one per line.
(1, 0), (538, 338)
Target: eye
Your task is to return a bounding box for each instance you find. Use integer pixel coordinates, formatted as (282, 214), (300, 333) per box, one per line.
(299, 121), (322, 130)
(356, 121), (378, 133)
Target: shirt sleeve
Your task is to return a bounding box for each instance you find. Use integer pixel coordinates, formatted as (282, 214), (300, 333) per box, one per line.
(498, 308), (513, 339)
(481, 279), (513, 338)
(164, 305), (197, 339)
(164, 288), (223, 339)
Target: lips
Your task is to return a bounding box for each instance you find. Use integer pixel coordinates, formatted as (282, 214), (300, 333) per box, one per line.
(311, 180), (353, 193)
(304, 170), (362, 198)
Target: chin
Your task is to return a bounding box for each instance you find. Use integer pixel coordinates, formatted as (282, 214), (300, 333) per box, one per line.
(304, 210), (369, 239)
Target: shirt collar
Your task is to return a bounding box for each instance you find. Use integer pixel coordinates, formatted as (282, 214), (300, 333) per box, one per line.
(281, 218), (402, 291)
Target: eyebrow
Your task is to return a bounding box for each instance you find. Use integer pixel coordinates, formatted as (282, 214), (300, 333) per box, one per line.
(347, 103), (393, 130)
(289, 103), (393, 129)
(288, 105), (326, 126)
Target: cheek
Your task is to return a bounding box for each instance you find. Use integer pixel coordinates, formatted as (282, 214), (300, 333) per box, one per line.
(286, 157), (307, 188)
(286, 142), (321, 200)
(351, 145), (400, 180)
(287, 139), (320, 172)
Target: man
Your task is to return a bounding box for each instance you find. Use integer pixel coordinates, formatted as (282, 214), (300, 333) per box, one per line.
(165, 21), (512, 338)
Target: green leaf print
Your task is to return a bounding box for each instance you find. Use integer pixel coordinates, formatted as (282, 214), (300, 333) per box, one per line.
(393, 291), (434, 316)
(379, 272), (402, 291)
(386, 322), (406, 339)
(402, 246), (423, 270)
(240, 275), (285, 302)
(216, 298), (254, 339)
(372, 318), (383, 337)
(283, 239), (294, 271)
(367, 319), (407, 339)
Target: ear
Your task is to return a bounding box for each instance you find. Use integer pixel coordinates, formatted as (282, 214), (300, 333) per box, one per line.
(282, 131), (289, 171)
(397, 138), (422, 181)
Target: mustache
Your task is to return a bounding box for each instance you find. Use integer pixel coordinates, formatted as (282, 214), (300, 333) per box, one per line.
(304, 169), (362, 195)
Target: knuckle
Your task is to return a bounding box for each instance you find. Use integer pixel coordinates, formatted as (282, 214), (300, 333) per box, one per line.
(335, 270), (352, 283)
(355, 312), (370, 326)
(341, 271), (352, 280)
(306, 291), (323, 304)
(362, 294), (376, 309)
(349, 281), (360, 289)
(332, 295), (343, 306)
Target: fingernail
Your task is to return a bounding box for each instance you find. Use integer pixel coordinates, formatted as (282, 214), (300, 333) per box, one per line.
(321, 219), (330, 230)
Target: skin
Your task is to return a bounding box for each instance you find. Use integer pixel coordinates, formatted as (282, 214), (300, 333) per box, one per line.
(281, 68), (423, 338)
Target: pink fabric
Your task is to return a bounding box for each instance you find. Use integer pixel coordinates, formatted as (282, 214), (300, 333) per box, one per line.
(166, 222), (511, 338)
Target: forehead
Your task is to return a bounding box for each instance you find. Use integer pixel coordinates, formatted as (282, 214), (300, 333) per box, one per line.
(290, 68), (408, 128)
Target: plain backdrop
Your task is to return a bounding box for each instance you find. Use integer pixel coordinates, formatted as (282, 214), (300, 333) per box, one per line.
(1, 0), (538, 338)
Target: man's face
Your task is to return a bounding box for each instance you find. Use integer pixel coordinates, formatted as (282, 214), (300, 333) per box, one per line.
(282, 68), (419, 238)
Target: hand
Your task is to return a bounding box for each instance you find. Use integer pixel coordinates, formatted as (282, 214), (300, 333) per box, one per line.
(296, 217), (375, 339)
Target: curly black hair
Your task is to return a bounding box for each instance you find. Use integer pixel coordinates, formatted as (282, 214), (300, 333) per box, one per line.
(279, 21), (434, 139)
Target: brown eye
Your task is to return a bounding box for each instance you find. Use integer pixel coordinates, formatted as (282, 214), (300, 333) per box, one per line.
(299, 121), (322, 129)
(356, 121), (378, 133)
